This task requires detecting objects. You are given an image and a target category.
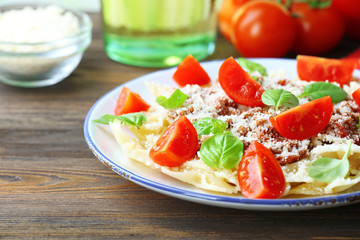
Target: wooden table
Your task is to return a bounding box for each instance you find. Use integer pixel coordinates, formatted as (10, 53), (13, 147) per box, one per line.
(1, 13), (360, 239)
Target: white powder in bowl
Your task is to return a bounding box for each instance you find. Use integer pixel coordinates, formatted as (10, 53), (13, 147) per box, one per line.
(0, 5), (83, 77)
(0, 5), (80, 44)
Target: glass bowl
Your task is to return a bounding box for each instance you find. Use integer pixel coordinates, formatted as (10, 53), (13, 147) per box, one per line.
(0, 2), (92, 87)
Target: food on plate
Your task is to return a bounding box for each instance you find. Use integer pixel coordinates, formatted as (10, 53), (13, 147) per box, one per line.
(94, 55), (360, 199)
(238, 141), (286, 199)
(172, 55), (211, 87)
(218, 57), (264, 107)
(149, 115), (199, 167)
(114, 87), (150, 115)
(297, 55), (356, 86)
(352, 88), (360, 108)
(269, 96), (333, 140)
(342, 48), (360, 70)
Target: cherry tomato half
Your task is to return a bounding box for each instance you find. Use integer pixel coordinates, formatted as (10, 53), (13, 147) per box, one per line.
(149, 116), (199, 167)
(115, 87), (150, 115)
(238, 141), (286, 199)
(231, 1), (296, 58)
(172, 55), (211, 87)
(297, 55), (355, 86)
(342, 48), (360, 70)
(270, 96), (333, 140)
(352, 88), (360, 108)
(291, 3), (345, 55)
(218, 57), (264, 107)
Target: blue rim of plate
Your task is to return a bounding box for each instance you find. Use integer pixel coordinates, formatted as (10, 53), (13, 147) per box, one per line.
(84, 59), (360, 210)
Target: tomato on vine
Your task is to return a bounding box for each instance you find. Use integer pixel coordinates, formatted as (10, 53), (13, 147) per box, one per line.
(218, 0), (248, 41)
(230, 0), (296, 58)
(332, 0), (360, 21)
(332, 0), (360, 41)
(290, 1), (345, 55)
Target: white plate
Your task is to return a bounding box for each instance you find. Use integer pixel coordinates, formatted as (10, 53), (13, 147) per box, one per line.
(84, 58), (360, 211)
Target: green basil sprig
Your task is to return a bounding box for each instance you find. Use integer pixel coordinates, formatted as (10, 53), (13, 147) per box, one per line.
(261, 89), (299, 111)
(193, 117), (228, 137)
(298, 82), (347, 103)
(308, 140), (352, 183)
(156, 89), (188, 109)
(200, 132), (243, 169)
(92, 112), (146, 128)
(238, 58), (268, 76)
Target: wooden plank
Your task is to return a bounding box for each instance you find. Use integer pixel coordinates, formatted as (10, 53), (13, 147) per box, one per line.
(0, 12), (359, 239)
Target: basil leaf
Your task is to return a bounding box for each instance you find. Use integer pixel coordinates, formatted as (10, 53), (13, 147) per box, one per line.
(200, 132), (243, 169)
(298, 82), (347, 103)
(156, 89), (188, 109)
(308, 140), (352, 183)
(261, 89), (299, 111)
(238, 58), (268, 76)
(193, 117), (228, 136)
(92, 113), (147, 128)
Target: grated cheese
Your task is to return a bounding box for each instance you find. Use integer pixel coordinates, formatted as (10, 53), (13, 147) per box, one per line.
(109, 70), (360, 197)
(0, 5), (81, 76)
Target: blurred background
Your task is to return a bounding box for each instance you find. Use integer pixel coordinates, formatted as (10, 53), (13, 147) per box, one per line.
(3, 0), (101, 12)
(1, 0), (359, 64)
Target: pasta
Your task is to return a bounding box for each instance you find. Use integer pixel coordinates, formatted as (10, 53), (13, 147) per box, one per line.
(109, 71), (360, 198)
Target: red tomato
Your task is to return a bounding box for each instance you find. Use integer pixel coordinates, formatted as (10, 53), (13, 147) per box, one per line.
(290, 3), (345, 55)
(230, 1), (296, 58)
(172, 55), (211, 87)
(332, 0), (360, 20)
(270, 96), (333, 140)
(352, 88), (360, 108)
(218, 0), (249, 41)
(149, 116), (199, 167)
(115, 87), (150, 115)
(297, 55), (355, 86)
(346, 48), (360, 59)
(218, 57), (264, 107)
(342, 17), (360, 41)
(342, 48), (360, 70)
(238, 141), (286, 199)
(333, 0), (360, 41)
(342, 58), (360, 70)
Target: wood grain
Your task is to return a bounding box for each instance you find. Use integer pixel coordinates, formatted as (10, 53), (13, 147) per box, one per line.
(0, 13), (360, 239)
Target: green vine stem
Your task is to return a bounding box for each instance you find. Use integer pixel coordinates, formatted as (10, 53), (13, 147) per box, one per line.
(277, 0), (332, 9)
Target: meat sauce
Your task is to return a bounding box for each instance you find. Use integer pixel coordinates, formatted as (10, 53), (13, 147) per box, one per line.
(169, 80), (360, 166)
